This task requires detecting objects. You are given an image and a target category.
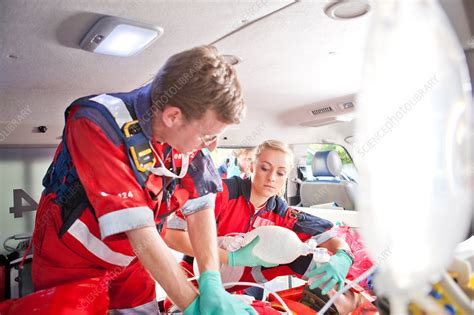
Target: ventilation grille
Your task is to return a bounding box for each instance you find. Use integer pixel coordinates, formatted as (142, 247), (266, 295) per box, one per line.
(310, 106), (333, 116)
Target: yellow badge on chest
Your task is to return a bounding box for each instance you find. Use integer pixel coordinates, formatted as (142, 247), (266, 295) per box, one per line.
(123, 120), (156, 172)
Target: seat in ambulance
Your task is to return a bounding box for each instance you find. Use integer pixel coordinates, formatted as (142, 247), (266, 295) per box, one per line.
(300, 150), (357, 210)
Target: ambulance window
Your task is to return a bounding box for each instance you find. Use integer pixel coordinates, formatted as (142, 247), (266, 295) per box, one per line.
(305, 143), (358, 182)
(210, 148), (234, 168)
(210, 148), (250, 179)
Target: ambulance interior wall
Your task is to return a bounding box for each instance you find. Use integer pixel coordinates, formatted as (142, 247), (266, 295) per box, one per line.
(0, 148), (56, 255)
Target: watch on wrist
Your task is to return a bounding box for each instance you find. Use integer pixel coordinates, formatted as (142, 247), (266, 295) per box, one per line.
(337, 249), (355, 265)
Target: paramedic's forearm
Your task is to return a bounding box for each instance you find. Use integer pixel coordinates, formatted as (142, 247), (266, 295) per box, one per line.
(164, 229), (228, 264)
(186, 207), (220, 272)
(164, 229), (194, 256)
(319, 236), (350, 253)
(126, 226), (197, 310)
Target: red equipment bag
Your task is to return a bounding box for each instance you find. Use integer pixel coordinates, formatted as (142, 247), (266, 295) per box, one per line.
(0, 277), (109, 315)
(250, 300), (283, 315)
(0, 256), (6, 302)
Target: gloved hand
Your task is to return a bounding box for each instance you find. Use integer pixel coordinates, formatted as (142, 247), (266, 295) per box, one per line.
(307, 250), (353, 294)
(198, 270), (257, 315)
(227, 236), (278, 268)
(183, 296), (200, 315)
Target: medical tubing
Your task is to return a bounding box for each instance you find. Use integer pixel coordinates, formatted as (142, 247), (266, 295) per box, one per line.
(3, 236), (17, 252)
(318, 265), (377, 315)
(222, 281), (292, 314)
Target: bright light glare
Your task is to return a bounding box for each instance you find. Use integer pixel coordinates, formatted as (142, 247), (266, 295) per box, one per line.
(335, 115), (354, 122)
(356, 0), (472, 309)
(94, 24), (158, 57)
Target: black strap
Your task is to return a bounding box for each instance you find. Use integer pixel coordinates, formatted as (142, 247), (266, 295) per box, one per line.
(58, 182), (91, 237)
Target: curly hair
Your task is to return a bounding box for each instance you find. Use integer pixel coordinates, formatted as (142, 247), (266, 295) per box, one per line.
(150, 45), (245, 124)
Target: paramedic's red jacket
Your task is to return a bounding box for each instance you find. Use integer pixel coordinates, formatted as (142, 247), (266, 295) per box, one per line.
(170, 176), (335, 285)
(32, 85), (221, 312)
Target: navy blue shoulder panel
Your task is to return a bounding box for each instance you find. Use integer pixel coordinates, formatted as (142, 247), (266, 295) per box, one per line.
(287, 255), (313, 275)
(268, 196), (289, 217)
(66, 99), (124, 144)
(223, 177), (241, 200)
(187, 150), (223, 196)
(266, 194), (334, 236)
(223, 177), (252, 201)
(292, 210), (334, 236)
(66, 98), (148, 188)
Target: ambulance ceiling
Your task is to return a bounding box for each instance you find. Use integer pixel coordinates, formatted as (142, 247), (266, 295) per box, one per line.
(0, 0), (472, 148)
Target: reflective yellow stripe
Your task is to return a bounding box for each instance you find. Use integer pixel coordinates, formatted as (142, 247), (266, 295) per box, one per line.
(138, 148), (152, 157)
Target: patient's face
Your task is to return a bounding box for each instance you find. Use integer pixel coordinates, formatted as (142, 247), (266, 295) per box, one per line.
(251, 148), (290, 198)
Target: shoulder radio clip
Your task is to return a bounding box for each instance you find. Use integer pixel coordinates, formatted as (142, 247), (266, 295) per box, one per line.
(123, 120), (156, 172)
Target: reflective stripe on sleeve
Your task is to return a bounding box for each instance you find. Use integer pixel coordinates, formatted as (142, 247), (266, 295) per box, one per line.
(108, 300), (160, 314)
(167, 214), (188, 230)
(312, 229), (337, 245)
(68, 220), (135, 267)
(98, 206), (155, 239)
(251, 266), (269, 283)
(180, 193), (216, 217)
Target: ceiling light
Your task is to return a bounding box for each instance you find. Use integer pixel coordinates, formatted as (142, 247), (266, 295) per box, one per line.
(80, 16), (163, 57)
(325, 0), (370, 20)
(335, 115), (354, 122)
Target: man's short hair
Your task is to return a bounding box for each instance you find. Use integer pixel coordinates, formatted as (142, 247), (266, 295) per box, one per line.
(150, 45), (245, 124)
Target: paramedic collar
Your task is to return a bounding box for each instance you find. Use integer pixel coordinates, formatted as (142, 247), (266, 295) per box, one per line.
(148, 141), (189, 178)
(133, 84), (154, 141)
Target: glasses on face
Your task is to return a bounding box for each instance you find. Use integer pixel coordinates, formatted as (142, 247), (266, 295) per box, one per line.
(199, 134), (219, 147)
(190, 122), (219, 147)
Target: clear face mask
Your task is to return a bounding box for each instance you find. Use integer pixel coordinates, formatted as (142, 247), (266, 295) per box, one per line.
(148, 142), (190, 178)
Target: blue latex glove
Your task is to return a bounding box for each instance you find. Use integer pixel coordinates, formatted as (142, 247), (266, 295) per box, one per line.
(227, 236), (278, 268)
(307, 250), (353, 294)
(198, 270), (257, 315)
(183, 296), (200, 315)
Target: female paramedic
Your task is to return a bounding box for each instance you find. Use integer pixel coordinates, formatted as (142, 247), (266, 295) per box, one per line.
(165, 140), (355, 298)
(31, 46), (256, 315)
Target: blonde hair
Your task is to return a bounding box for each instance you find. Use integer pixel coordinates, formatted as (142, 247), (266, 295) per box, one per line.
(254, 140), (294, 197)
(150, 45), (245, 124)
(255, 140), (294, 169)
(232, 147), (256, 159)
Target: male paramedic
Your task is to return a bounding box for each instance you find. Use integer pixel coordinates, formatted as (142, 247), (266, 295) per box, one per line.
(31, 45), (257, 314)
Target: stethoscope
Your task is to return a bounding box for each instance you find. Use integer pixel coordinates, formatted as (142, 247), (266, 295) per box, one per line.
(148, 141), (190, 178)
(148, 142), (191, 219)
